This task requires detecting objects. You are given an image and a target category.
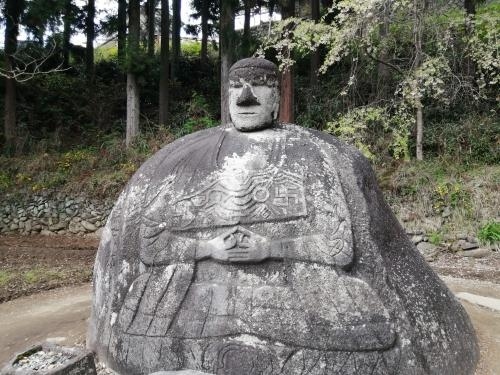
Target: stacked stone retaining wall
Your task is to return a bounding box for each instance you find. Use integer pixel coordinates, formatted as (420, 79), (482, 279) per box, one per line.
(0, 192), (114, 236)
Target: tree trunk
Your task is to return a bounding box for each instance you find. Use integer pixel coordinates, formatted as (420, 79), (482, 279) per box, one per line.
(413, 0), (423, 160)
(86, 0), (95, 81)
(62, 0), (72, 69)
(4, 77), (17, 154)
(159, 0), (170, 126)
(220, 0), (236, 125)
(171, 0), (181, 79)
(200, 0), (209, 64)
(3, 0), (23, 154)
(242, 0), (251, 57)
(376, 0), (391, 99)
(464, 0), (476, 77)
(117, 0), (127, 64)
(127, 74), (140, 146)
(464, 0), (476, 15)
(279, 0), (295, 123)
(416, 102), (423, 161)
(147, 0), (156, 57)
(280, 69), (294, 123)
(126, 0), (141, 147)
(309, 0), (320, 86)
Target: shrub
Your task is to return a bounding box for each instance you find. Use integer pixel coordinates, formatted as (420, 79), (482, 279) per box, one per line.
(326, 106), (411, 164)
(478, 221), (500, 245)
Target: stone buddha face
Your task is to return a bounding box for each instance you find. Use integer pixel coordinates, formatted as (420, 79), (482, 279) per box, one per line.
(228, 58), (280, 131)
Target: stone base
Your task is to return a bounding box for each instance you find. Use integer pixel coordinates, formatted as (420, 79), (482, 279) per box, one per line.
(1, 343), (96, 375)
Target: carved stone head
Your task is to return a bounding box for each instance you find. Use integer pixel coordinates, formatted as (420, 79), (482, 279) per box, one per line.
(229, 58), (280, 131)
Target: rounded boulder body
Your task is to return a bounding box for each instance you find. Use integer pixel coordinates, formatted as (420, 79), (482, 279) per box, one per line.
(87, 124), (479, 375)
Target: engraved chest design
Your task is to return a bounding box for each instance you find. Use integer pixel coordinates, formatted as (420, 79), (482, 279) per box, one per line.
(165, 166), (307, 231)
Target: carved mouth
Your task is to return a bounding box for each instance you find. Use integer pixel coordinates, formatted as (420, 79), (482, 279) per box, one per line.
(238, 112), (257, 115)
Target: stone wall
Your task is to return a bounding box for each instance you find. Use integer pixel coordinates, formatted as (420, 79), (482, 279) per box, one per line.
(0, 192), (114, 236)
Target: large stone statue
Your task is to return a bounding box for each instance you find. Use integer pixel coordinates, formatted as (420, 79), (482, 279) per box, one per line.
(88, 58), (479, 374)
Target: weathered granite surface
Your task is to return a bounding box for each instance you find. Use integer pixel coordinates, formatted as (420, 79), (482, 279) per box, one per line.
(88, 58), (478, 375)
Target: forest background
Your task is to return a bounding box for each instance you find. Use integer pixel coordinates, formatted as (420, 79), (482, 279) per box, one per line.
(0, 0), (498, 245)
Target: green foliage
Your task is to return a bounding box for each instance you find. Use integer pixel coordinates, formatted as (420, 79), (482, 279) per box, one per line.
(181, 40), (202, 57)
(175, 92), (218, 137)
(260, 0), (498, 163)
(124, 48), (155, 76)
(477, 221), (500, 245)
(326, 106), (410, 163)
(432, 181), (471, 214)
(95, 44), (118, 62)
(57, 149), (95, 170)
(428, 231), (443, 245)
(424, 114), (499, 165)
(469, 4), (500, 91)
(0, 172), (12, 191)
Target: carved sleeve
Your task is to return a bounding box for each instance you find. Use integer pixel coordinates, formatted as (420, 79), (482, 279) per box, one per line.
(140, 216), (198, 265)
(270, 218), (353, 269)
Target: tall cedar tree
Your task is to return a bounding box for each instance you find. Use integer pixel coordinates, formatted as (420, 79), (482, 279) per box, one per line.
(86, 0), (95, 81)
(413, 0), (424, 160)
(3, 0), (25, 153)
(118, 0), (127, 64)
(62, 0), (72, 69)
(200, 0), (209, 64)
(220, 0), (237, 125)
(171, 0), (181, 79)
(126, 0), (141, 146)
(279, 0), (294, 123)
(147, 0), (157, 57)
(241, 0), (252, 57)
(159, 0), (170, 125)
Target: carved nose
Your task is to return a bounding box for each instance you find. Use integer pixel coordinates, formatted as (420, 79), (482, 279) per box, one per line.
(236, 84), (260, 106)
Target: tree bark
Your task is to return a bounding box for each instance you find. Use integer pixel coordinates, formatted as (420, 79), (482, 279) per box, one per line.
(464, 0), (476, 15)
(62, 0), (72, 69)
(464, 0), (476, 77)
(200, 0), (209, 64)
(280, 69), (294, 123)
(86, 0), (95, 81)
(220, 0), (236, 125)
(416, 102), (423, 161)
(310, 0), (320, 86)
(147, 0), (156, 57)
(413, 0), (423, 160)
(242, 0), (251, 57)
(3, 0), (23, 153)
(376, 0), (391, 99)
(279, 0), (295, 123)
(159, 0), (170, 126)
(126, 0), (141, 147)
(117, 0), (127, 64)
(171, 0), (181, 79)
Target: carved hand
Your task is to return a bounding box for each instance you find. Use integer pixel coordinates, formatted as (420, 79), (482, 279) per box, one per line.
(198, 226), (271, 264)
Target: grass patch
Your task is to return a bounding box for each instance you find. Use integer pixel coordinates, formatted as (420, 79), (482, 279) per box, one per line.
(23, 268), (65, 285)
(0, 270), (12, 287)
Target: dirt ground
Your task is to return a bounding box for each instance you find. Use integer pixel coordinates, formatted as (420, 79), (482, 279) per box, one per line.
(0, 235), (499, 374)
(0, 235), (98, 303)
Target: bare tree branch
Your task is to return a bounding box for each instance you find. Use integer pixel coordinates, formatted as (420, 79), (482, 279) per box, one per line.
(1, 41), (69, 82)
(363, 47), (405, 75)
